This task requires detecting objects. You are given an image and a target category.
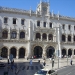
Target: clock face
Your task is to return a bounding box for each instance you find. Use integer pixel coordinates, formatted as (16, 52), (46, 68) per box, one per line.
(43, 7), (47, 11)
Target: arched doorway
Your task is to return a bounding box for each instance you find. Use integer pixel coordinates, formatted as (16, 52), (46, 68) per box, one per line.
(19, 48), (25, 58)
(68, 49), (72, 57)
(46, 46), (55, 58)
(74, 49), (75, 55)
(10, 48), (16, 58)
(1, 47), (8, 58)
(34, 46), (43, 58)
(62, 49), (66, 57)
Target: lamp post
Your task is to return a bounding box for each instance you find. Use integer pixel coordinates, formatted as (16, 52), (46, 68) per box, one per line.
(67, 55), (68, 66)
(54, 26), (61, 69)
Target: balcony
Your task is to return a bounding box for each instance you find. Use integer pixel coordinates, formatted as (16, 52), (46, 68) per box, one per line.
(35, 27), (55, 33)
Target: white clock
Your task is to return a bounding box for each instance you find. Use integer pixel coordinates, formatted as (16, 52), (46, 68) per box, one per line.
(42, 7), (47, 11)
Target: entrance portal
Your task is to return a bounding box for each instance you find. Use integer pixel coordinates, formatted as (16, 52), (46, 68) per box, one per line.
(46, 46), (55, 58)
(34, 46), (43, 58)
(68, 49), (72, 57)
(62, 49), (66, 57)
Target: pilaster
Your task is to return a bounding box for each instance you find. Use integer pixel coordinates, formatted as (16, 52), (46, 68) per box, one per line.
(41, 33), (42, 41)
(16, 50), (19, 59)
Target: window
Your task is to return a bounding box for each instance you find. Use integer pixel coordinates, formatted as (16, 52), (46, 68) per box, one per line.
(4, 17), (8, 23)
(74, 26), (75, 31)
(13, 18), (16, 24)
(62, 24), (65, 30)
(21, 19), (25, 25)
(42, 33), (47, 40)
(68, 25), (71, 30)
(36, 33), (41, 39)
(68, 35), (71, 42)
(11, 31), (17, 39)
(48, 34), (53, 40)
(62, 34), (65, 42)
(74, 35), (75, 42)
(2, 30), (8, 39)
(43, 22), (46, 27)
(49, 23), (52, 28)
(20, 31), (25, 39)
(37, 21), (40, 27)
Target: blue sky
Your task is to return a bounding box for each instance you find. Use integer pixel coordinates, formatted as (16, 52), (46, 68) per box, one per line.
(0, 0), (75, 18)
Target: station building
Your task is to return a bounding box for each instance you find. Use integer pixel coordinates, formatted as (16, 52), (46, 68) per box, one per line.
(0, 1), (75, 59)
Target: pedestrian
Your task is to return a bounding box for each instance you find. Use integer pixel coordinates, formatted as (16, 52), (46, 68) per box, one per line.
(38, 59), (40, 63)
(70, 59), (73, 65)
(43, 60), (46, 66)
(8, 59), (10, 64)
(52, 59), (54, 68)
(30, 59), (32, 65)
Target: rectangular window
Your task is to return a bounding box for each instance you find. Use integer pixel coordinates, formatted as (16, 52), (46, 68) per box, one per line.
(43, 22), (46, 27)
(74, 26), (75, 30)
(62, 24), (65, 29)
(37, 21), (40, 27)
(49, 23), (52, 28)
(68, 25), (71, 30)
(4, 17), (8, 23)
(21, 19), (24, 25)
(13, 18), (16, 24)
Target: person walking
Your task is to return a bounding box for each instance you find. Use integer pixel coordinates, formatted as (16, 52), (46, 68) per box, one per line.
(43, 60), (46, 67)
(70, 59), (73, 65)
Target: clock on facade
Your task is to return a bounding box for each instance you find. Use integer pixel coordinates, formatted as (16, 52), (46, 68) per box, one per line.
(42, 7), (47, 11)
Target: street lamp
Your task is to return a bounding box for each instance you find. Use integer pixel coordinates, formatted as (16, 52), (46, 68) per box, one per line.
(54, 26), (61, 69)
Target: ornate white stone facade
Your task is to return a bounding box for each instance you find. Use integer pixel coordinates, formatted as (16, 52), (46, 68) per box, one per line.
(0, 1), (75, 59)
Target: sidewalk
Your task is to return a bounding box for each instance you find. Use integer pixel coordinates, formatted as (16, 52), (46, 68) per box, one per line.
(43, 58), (75, 70)
(1, 57), (75, 70)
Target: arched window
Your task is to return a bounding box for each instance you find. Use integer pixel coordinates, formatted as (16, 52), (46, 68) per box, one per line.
(1, 47), (8, 58)
(37, 21), (40, 27)
(62, 35), (65, 42)
(48, 34), (53, 40)
(62, 49), (66, 57)
(36, 33), (41, 39)
(74, 49), (75, 55)
(74, 35), (75, 42)
(20, 31), (25, 39)
(2, 30), (8, 39)
(42, 33), (47, 40)
(10, 47), (16, 58)
(11, 31), (17, 39)
(68, 35), (71, 42)
(68, 49), (72, 56)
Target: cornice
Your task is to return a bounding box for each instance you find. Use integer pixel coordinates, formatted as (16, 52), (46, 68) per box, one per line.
(61, 42), (75, 45)
(0, 6), (75, 22)
(0, 39), (28, 43)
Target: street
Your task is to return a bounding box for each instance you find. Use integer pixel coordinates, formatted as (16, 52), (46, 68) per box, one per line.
(58, 65), (75, 75)
(0, 62), (43, 75)
(0, 58), (75, 75)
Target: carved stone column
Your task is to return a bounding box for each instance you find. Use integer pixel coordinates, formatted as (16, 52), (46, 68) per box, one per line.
(66, 49), (68, 56)
(72, 50), (74, 56)
(41, 33), (42, 41)
(16, 50), (19, 59)
(17, 33), (19, 40)
(72, 34), (73, 43)
(66, 34), (68, 43)
(42, 48), (46, 58)
(8, 49), (10, 59)
(8, 32), (10, 39)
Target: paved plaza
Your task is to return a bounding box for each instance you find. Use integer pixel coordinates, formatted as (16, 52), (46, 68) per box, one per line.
(0, 57), (75, 75)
